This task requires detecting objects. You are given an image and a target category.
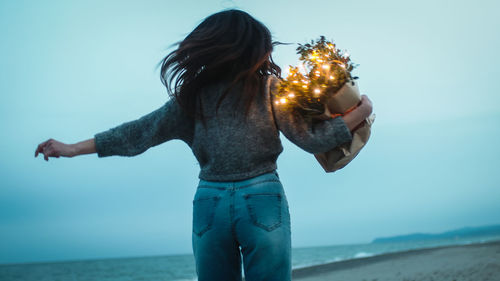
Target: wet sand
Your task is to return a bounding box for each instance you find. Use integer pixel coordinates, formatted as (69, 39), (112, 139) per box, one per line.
(292, 240), (500, 281)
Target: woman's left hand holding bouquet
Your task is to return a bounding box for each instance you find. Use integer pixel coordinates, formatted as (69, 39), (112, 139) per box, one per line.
(341, 95), (373, 131)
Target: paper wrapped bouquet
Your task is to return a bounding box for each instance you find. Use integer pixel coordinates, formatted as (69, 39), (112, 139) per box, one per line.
(274, 36), (375, 172)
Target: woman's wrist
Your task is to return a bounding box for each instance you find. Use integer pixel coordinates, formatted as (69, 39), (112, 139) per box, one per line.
(68, 144), (78, 157)
(341, 110), (361, 131)
(71, 138), (97, 157)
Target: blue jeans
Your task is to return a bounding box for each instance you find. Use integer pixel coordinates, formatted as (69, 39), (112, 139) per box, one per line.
(192, 171), (292, 281)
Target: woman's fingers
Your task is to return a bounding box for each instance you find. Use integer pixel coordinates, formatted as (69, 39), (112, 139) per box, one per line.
(35, 139), (63, 161)
(43, 145), (52, 161)
(35, 139), (51, 157)
(359, 95), (373, 117)
(361, 95), (373, 107)
(35, 139), (53, 157)
(46, 143), (61, 158)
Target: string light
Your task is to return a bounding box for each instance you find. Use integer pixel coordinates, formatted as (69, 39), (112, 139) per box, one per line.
(275, 36), (357, 117)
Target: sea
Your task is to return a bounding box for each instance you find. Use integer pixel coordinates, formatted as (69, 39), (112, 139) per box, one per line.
(1, 234), (499, 281)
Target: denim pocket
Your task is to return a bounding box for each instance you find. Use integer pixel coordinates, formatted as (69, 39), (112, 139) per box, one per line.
(244, 193), (282, 231)
(192, 196), (220, 236)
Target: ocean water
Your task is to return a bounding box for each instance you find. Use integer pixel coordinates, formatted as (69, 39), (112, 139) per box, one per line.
(1, 234), (499, 281)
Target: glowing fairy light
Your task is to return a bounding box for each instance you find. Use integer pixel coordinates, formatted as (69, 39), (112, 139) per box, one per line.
(309, 51), (319, 60)
(274, 36), (357, 116)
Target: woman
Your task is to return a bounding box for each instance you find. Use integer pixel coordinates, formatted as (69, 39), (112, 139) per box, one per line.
(35, 9), (372, 281)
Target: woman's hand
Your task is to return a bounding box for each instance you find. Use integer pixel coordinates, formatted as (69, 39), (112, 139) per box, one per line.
(35, 139), (76, 161)
(358, 95), (373, 119)
(341, 95), (373, 131)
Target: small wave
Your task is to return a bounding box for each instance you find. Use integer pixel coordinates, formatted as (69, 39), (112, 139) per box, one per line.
(325, 257), (343, 263)
(292, 262), (321, 270)
(292, 257), (344, 270)
(353, 252), (373, 258)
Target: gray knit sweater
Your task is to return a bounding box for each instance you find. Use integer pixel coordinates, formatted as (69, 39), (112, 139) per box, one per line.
(94, 75), (352, 181)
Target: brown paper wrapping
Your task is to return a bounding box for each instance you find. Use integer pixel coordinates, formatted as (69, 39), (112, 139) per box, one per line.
(314, 80), (362, 120)
(327, 80), (362, 113)
(313, 80), (375, 172)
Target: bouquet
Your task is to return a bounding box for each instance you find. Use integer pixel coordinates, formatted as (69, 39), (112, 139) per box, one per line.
(275, 36), (375, 172)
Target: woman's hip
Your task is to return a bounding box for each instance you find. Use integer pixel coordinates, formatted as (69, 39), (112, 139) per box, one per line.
(192, 170), (289, 237)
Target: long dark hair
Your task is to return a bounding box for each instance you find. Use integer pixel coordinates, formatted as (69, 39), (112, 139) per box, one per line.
(159, 9), (281, 122)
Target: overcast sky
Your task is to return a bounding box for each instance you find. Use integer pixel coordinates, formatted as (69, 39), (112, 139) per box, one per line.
(1, 0), (499, 264)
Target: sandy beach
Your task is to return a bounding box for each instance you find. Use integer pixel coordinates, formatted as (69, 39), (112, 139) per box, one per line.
(292, 240), (500, 281)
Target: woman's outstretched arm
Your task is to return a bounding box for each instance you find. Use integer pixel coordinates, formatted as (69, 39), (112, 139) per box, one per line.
(35, 138), (96, 161)
(35, 98), (194, 161)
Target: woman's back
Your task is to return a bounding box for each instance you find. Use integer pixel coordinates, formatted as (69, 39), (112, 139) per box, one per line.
(191, 76), (283, 181)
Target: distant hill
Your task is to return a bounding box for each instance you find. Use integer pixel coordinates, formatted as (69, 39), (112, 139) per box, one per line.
(372, 224), (500, 243)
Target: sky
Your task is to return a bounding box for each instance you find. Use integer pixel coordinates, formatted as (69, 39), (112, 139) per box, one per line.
(1, 0), (499, 264)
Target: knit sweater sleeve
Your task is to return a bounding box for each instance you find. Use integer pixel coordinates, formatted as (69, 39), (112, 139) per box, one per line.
(94, 98), (193, 157)
(269, 76), (353, 154)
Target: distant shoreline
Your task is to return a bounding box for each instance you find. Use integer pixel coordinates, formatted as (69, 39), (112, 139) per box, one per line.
(292, 239), (500, 280)
(371, 224), (500, 243)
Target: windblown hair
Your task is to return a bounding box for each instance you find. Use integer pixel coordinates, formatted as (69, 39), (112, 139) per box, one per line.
(159, 9), (281, 122)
